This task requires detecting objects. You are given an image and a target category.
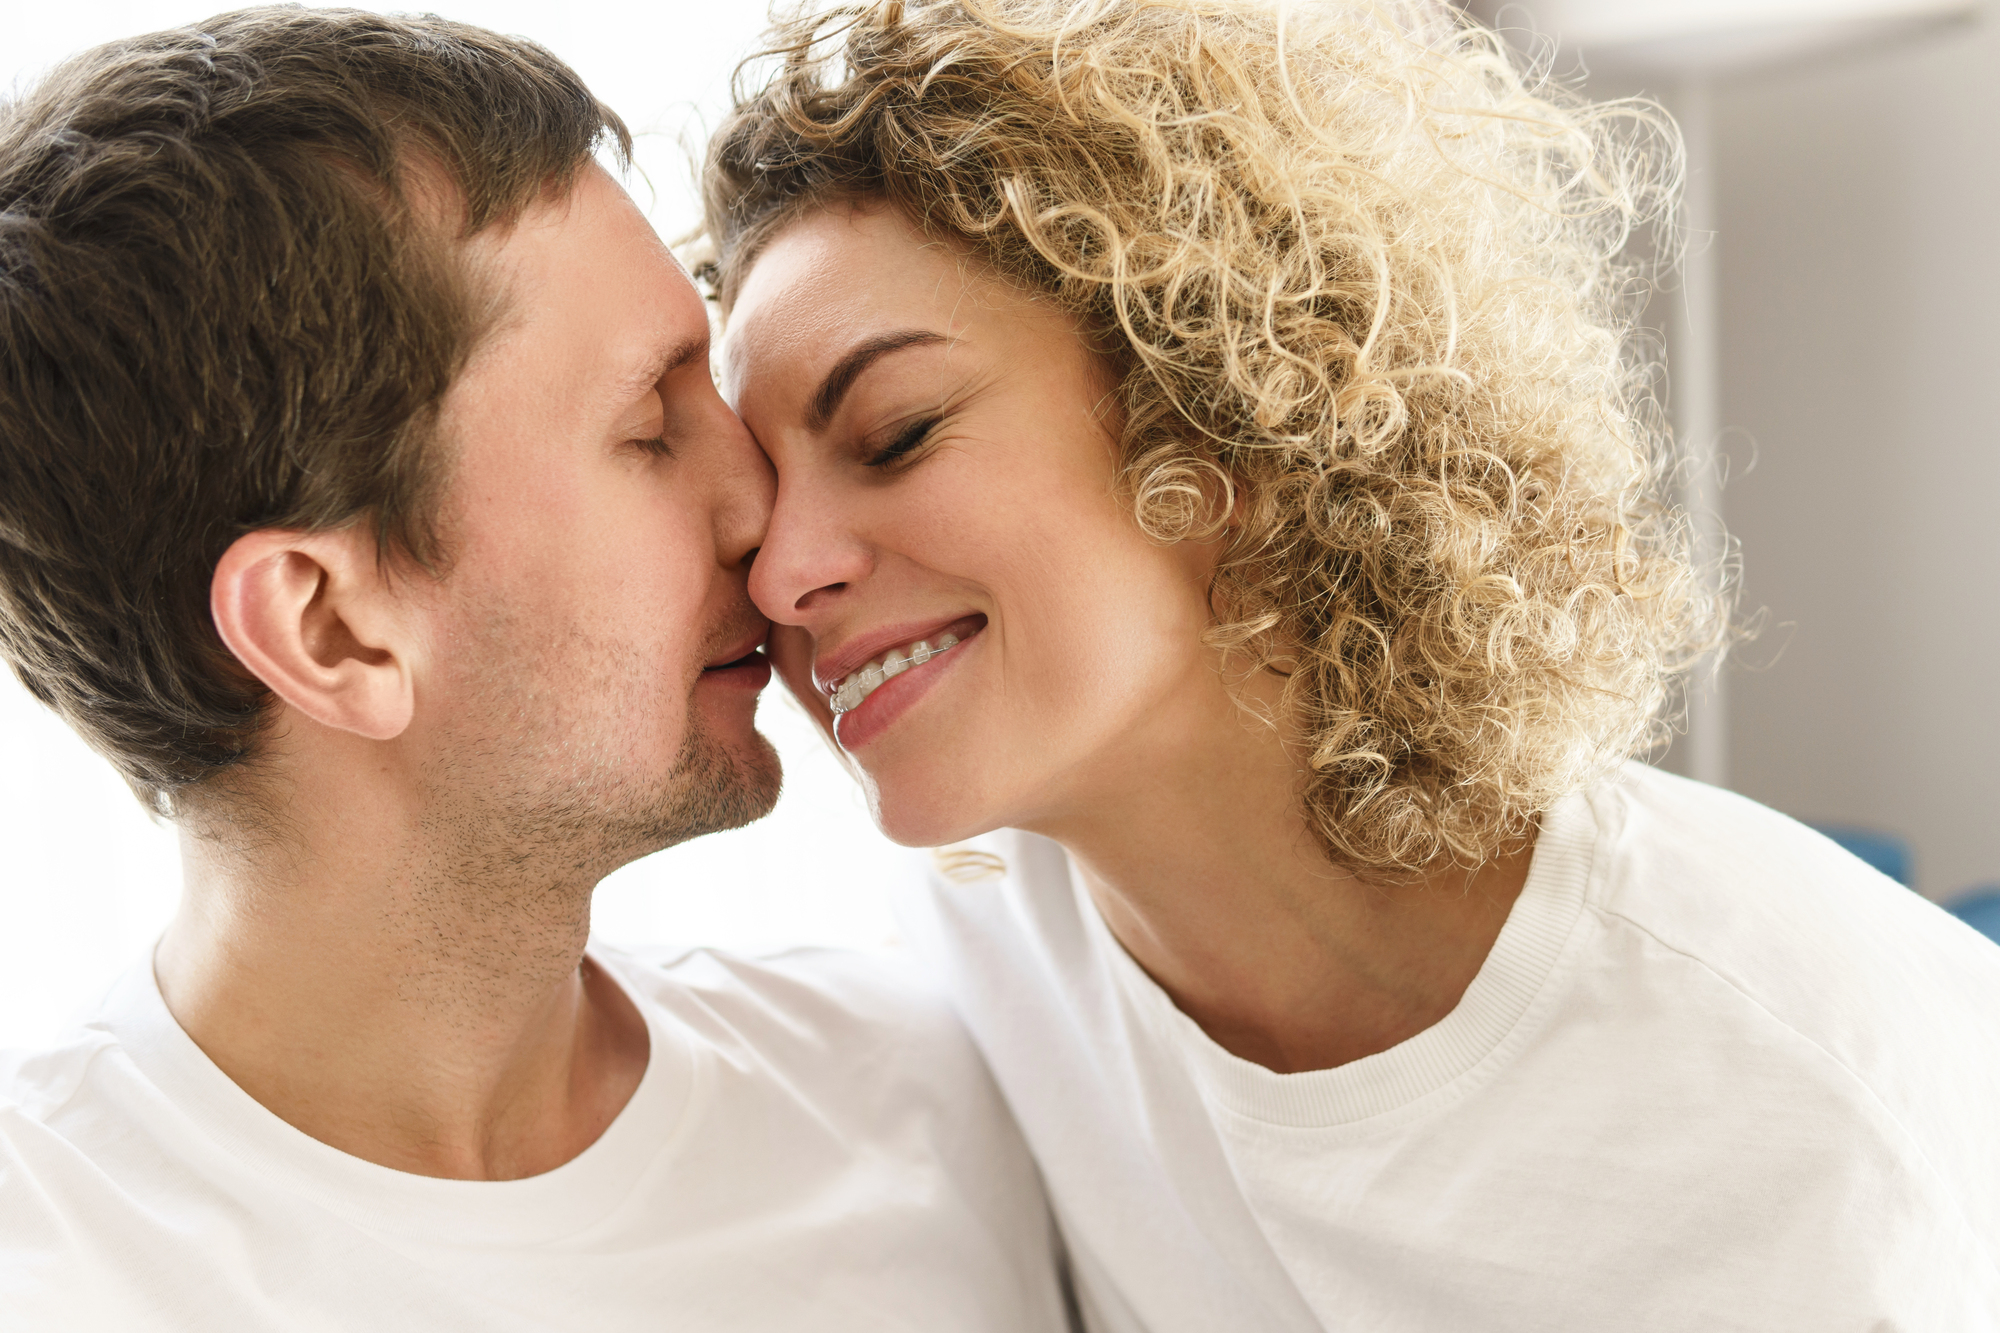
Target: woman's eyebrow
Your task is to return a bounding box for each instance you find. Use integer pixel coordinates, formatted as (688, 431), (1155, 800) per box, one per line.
(806, 330), (948, 432)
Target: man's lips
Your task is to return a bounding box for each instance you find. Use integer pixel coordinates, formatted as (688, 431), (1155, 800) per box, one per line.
(703, 626), (770, 671)
(699, 645), (772, 693)
(703, 648), (768, 672)
(699, 623), (775, 690)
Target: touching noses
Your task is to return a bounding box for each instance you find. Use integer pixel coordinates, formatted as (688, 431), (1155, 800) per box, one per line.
(705, 397), (776, 578)
(747, 459), (873, 627)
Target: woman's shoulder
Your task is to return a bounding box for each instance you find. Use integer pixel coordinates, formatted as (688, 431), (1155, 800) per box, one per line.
(1571, 764), (2000, 1222)
(1581, 762), (2000, 1005)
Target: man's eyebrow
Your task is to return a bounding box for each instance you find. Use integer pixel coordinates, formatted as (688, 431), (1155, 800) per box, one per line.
(806, 330), (949, 433)
(612, 332), (709, 405)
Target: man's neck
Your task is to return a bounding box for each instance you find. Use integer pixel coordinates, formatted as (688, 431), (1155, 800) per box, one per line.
(154, 781), (649, 1181)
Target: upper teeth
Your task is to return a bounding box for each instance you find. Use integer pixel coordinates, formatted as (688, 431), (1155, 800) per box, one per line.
(829, 632), (961, 714)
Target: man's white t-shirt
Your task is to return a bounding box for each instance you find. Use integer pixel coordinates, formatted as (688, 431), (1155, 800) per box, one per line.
(900, 763), (2000, 1332)
(0, 944), (1073, 1331)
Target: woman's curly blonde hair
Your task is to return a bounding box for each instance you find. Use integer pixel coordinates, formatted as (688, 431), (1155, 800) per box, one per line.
(701, 0), (1721, 876)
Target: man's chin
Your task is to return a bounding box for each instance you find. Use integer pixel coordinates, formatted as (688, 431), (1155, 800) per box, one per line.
(644, 726), (782, 851)
(715, 731), (783, 831)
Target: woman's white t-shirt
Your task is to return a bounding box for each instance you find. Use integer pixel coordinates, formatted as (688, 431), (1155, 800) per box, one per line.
(0, 944), (1072, 1332)
(899, 763), (2000, 1332)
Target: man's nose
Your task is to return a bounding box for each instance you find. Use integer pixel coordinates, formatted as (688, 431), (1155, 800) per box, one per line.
(711, 406), (776, 575)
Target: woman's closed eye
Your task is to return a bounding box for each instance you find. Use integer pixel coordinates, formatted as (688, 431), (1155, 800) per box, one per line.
(864, 414), (943, 470)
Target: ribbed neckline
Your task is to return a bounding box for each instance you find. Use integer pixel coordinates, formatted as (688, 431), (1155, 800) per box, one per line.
(97, 944), (702, 1246)
(1085, 789), (1600, 1129)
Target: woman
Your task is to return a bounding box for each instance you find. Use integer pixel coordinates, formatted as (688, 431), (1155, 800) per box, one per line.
(701, 1), (2000, 1327)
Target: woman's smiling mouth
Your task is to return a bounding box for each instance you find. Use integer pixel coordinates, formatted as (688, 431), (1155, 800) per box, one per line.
(817, 614), (986, 746)
(829, 631), (961, 713)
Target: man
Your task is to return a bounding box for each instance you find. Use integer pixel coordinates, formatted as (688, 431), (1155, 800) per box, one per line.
(0, 9), (1068, 1329)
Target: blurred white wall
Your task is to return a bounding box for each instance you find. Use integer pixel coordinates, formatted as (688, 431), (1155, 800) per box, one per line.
(0, 2), (916, 1050)
(1473, 0), (1998, 897)
(1712, 5), (2000, 899)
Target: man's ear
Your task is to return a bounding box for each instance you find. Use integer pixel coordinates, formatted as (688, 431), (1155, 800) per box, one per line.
(210, 528), (417, 742)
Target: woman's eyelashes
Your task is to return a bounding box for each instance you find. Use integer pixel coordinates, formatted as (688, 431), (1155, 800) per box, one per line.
(863, 414), (942, 470)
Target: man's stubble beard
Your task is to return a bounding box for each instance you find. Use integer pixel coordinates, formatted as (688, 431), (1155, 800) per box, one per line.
(612, 693), (781, 855)
(423, 610), (783, 900)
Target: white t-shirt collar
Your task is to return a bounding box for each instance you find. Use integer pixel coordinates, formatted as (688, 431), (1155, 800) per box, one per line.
(91, 945), (704, 1246)
(1085, 789), (1599, 1128)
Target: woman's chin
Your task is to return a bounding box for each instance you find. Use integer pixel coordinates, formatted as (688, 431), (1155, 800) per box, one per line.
(864, 786), (998, 852)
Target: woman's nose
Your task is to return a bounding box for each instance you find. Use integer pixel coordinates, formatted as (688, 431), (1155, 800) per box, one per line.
(748, 474), (874, 625)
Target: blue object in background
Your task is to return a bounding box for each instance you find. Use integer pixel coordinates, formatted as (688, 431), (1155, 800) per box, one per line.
(1802, 823), (2000, 947)
(1947, 888), (2000, 946)
(1808, 824), (1911, 886)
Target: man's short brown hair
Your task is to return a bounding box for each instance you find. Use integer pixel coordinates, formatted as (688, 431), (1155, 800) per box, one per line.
(0, 6), (630, 812)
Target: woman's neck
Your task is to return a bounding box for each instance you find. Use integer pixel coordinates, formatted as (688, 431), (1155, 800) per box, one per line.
(1033, 670), (1533, 1075)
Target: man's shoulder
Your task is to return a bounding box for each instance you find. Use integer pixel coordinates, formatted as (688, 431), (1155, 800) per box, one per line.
(0, 963), (205, 1165)
(0, 1023), (121, 1123)
(598, 943), (990, 1101)
(0, 1024), (190, 1323)
(607, 940), (949, 1023)
(0, 1018), (161, 1205)
(597, 943), (1040, 1221)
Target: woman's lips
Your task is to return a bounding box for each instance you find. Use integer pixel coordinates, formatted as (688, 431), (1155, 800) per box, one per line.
(828, 616), (984, 750)
(813, 613), (986, 700)
(827, 624), (973, 714)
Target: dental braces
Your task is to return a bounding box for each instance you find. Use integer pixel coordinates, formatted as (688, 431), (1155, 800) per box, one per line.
(828, 632), (962, 715)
